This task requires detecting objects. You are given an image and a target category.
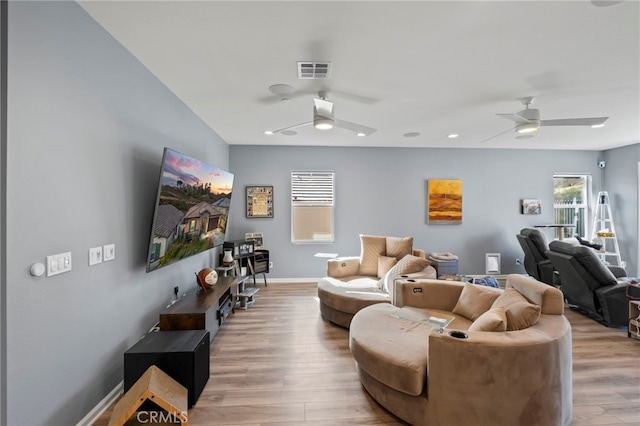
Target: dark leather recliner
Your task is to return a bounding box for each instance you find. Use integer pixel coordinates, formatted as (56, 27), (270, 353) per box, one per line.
(516, 228), (556, 285)
(546, 240), (628, 326)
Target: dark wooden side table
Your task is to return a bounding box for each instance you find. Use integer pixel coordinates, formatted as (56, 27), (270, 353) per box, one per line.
(124, 330), (210, 408)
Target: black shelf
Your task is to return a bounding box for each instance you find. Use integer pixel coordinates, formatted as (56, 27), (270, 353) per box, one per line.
(221, 241), (269, 287)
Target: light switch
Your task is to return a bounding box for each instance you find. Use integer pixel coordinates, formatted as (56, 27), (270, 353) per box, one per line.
(47, 252), (72, 277)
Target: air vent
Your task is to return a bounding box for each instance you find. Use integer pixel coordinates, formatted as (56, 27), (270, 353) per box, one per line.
(298, 62), (332, 79)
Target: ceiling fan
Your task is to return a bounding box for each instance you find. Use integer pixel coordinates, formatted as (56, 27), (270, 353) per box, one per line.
(266, 91), (377, 137)
(495, 97), (608, 138)
(261, 83), (378, 105)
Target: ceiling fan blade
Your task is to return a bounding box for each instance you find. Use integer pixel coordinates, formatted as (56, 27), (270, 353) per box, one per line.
(479, 127), (514, 144)
(496, 113), (531, 124)
(334, 119), (377, 136)
(329, 90), (378, 105)
(591, 1), (625, 7)
(313, 97), (334, 117)
(540, 117), (609, 127)
(257, 92), (306, 104)
(272, 121), (312, 134)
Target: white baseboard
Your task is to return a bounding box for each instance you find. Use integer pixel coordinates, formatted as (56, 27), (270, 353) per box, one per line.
(76, 381), (123, 426)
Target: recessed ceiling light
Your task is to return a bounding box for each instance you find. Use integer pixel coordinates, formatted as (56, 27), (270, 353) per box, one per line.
(264, 130), (274, 135)
(447, 133), (459, 139)
(403, 132), (420, 138)
(357, 132), (366, 137)
(591, 123), (605, 128)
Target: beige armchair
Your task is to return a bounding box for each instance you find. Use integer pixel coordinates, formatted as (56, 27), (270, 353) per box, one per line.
(317, 235), (436, 328)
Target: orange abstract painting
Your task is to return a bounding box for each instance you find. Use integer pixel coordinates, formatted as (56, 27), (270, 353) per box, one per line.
(428, 179), (463, 224)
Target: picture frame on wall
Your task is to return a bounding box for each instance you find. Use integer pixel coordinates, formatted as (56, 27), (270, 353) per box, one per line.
(521, 199), (542, 215)
(246, 185), (274, 218)
(427, 179), (463, 224)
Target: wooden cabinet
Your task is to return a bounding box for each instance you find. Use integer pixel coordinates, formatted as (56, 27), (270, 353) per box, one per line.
(159, 276), (237, 341)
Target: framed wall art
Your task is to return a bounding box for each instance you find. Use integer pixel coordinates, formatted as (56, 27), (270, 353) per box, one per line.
(427, 179), (463, 225)
(245, 232), (264, 249)
(246, 186), (274, 218)
(521, 199), (541, 215)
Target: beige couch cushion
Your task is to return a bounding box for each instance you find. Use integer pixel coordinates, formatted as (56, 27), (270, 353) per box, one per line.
(386, 236), (413, 260)
(379, 254), (431, 292)
(377, 256), (398, 278)
(468, 306), (507, 332)
(326, 256), (360, 278)
(350, 304), (430, 396)
(318, 277), (388, 315)
(360, 235), (387, 276)
(452, 282), (501, 321)
(491, 287), (541, 331)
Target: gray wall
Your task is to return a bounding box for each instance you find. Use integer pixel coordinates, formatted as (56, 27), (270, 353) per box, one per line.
(3, 2), (639, 426)
(1, 1), (7, 424)
(228, 145), (637, 277)
(6, 2), (230, 425)
(602, 143), (640, 275)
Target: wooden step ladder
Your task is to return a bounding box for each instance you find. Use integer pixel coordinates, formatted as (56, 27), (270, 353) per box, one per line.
(590, 191), (623, 267)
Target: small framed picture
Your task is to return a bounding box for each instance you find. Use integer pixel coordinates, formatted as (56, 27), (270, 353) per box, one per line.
(521, 199), (541, 215)
(246, 186), (274, 218)
(245, 232), (264, 249)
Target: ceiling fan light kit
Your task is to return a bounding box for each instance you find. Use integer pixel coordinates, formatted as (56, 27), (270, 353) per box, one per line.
(314, 116), (334, 130)
(516, 122), (540, 134)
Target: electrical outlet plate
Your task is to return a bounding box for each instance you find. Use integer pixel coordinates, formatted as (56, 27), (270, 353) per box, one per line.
(103, 243), (115, 261)
(89, 246), (103, 266)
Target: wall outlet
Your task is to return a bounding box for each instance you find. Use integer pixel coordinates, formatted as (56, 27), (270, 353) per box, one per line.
(515, 258), (521, 265)
(269, 261), (274, 269)
(89, 246), (103, 266)
(103, 243), (115, 261)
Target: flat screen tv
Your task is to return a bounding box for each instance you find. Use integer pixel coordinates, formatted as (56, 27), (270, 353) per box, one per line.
(146, 147), (234, 272)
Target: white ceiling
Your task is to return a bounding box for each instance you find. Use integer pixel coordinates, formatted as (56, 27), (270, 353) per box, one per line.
(79, 0), (640, 150)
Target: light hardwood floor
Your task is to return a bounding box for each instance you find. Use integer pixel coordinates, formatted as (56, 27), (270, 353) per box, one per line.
(94, 282), (639, 426)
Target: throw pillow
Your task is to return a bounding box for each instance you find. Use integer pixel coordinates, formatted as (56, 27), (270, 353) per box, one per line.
(468, 307), (507, 332)
(377, 256), (398, 279)
(359, 235), (387, 276)
(378, 254), (431, 292)
(451, 283), (501, 321)
(491, 288), (541, 331)
(386, 236), (414, 260)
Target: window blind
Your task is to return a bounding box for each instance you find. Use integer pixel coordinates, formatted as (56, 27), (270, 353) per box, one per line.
(291, 171), (334, 243)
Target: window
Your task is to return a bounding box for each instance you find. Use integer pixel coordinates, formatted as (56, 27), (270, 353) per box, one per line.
(291, 170), (334, 243)
(150, 243), (161, 262)
(553, 174), (592, 239)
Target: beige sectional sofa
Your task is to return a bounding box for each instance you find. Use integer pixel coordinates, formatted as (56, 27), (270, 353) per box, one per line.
(349, 274), (572, 426)
(317, 235), (437, 328)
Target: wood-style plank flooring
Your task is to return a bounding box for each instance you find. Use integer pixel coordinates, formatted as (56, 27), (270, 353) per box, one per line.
(94, 282), (639, 425)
